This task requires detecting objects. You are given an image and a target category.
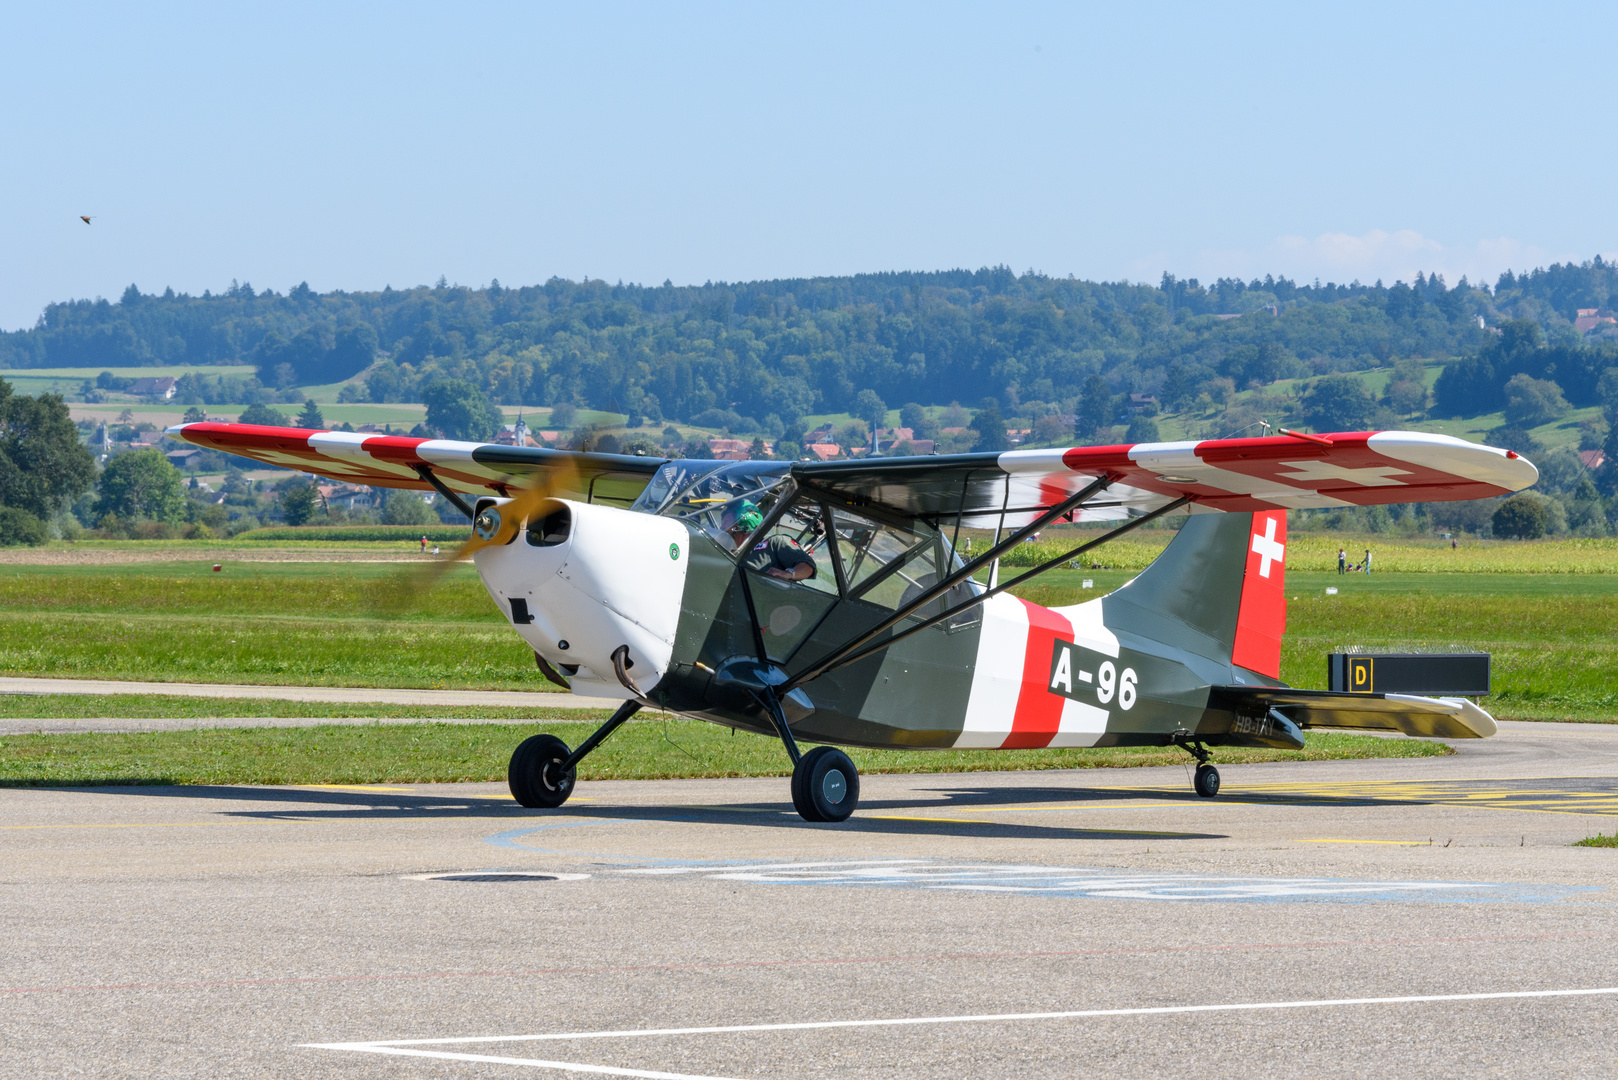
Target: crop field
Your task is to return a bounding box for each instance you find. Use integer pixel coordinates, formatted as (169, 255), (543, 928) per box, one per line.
(1002, 531), (1618, 574)
(0, 542), (1613, 720)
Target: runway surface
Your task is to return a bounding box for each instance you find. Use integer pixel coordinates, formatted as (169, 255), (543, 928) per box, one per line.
(4, 720), (1618, 1078)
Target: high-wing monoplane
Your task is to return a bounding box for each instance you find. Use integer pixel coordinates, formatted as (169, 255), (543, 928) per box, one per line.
(170, 420), (1536, 821)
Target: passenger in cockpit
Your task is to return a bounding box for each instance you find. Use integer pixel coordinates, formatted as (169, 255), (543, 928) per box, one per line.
(723, 501), (816, 582)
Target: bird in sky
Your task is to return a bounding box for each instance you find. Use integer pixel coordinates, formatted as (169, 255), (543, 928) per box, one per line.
(80, 215), (93, 224)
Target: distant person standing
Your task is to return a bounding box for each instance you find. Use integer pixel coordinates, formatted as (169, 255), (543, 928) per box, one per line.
(1338, 547), (1346, 574)
(420, 534), (428, 553)
(1364, 548), (1372, 574)
(1451, 537), (1458, 550)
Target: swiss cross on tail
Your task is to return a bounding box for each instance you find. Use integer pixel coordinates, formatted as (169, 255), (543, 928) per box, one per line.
(1230, 510), (1287, 678)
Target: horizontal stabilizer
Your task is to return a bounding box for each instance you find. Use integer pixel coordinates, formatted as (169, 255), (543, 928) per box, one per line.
(1209, 686), (1497, 739)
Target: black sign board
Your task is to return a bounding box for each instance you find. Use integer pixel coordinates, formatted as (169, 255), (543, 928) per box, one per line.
(1327, 652), (1490, 696)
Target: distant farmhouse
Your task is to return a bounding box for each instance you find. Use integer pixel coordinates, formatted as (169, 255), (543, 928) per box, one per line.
(127, 376), (177, 400)
(1575, 308), (1617, 334)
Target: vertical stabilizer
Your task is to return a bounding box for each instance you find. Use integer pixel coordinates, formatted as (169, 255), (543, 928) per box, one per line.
(1101, 509), (1287, 679)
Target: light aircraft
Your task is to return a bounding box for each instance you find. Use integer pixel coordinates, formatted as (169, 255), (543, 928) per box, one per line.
(171, 420), (1536, 821)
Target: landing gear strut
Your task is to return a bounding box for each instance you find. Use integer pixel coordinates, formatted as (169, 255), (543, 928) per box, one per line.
(508, 700), (642, 808)
(1177, 739), (1220, 799)
(758, 688), (859, 822)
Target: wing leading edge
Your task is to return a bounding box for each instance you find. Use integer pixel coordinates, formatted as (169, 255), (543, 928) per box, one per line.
(169, 422), (1537, 525)
(795, 429), (1537, 525)
(164, 422), (663, 502)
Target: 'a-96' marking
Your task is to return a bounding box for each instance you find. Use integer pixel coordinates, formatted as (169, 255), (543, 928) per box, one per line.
(1049, 641), (1136, 710)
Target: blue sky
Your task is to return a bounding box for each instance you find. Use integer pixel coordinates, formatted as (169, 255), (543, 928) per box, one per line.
(2, 1), (1614, 330)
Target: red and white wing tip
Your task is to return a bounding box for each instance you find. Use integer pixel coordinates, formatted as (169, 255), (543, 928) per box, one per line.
(1001, 430), (1539, 512)
(163, 421), (500, 492)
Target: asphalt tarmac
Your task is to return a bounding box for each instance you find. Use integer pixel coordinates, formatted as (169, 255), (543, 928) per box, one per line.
(5, 721), (1618, 1078)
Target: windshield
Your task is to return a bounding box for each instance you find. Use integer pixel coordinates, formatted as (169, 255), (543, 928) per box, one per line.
(632, 460), (793, 550)
(629, 460), (725, 515)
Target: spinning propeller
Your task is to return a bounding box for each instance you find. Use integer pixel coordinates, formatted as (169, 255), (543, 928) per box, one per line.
(373, 460), (579, 614)
(427, 458), (578, 581)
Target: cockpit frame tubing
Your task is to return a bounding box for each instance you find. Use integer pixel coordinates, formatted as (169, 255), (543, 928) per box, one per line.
(780, 472), (1116, 693)
(790, 494), (1192, 687)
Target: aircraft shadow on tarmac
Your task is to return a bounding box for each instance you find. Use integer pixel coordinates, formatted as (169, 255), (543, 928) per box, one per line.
(70, 780), (1463, 841)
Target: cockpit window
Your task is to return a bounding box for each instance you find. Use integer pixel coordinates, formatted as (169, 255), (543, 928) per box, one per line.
(632, 460), (793, 550)
(629, 460), (723, 515)
(830, 507), (982, 627)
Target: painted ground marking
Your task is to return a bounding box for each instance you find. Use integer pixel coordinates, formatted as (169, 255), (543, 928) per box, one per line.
(306, 985), (1618, 1077)
(0, 821), (218, 831)
(616, 858), (1599, 904)
(1133, 775), (1618, 817)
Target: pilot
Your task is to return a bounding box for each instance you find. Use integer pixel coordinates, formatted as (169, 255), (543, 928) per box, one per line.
(722, 501), (816, 582)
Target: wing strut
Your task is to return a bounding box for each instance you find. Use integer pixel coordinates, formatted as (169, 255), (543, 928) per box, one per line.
(785, 494), (1190, 690)
(779, 473), (1116, 691)
(412, 463), (475, 520)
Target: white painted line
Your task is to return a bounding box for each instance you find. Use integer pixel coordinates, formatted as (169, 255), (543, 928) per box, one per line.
(311, 1044), (743, 1078)
(305, 986), (1618, 1066)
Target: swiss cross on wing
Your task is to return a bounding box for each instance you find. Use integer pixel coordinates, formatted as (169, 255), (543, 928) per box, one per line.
(1231, 510), (1288, 678)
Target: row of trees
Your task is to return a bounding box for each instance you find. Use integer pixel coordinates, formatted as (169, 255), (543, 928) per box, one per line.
(11, 259), (1617, 431)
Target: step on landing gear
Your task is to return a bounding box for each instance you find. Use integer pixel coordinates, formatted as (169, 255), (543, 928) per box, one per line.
(792, 745), (860, 822)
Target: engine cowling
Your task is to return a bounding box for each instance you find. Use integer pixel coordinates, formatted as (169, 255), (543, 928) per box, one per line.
(473, 498), (690, 699)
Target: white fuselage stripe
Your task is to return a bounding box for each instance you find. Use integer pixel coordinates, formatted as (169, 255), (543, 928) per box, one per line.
(956, 594), (1028, 747)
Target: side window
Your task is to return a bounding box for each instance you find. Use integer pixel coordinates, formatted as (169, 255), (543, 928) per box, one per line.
(830, 507), (982, 627)
(831, 509), (937, 610)
(743, 499), (838, 596)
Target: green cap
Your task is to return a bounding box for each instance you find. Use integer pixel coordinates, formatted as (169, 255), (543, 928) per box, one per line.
(723, 500), (763, 532)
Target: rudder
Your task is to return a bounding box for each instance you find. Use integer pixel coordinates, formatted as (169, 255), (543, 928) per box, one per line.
(1101, 509), (1287, 680)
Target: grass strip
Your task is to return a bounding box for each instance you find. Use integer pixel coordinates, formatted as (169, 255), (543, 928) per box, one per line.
(0, 721), (1449, 787)
(1575, 831), (1618, 848)
(0, 694), (606, 721)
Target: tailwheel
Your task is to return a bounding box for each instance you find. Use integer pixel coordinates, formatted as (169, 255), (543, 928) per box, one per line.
(792, 746), (860, 822)
(1193, 763), (1221, 799)
(509, 733), (576, 808)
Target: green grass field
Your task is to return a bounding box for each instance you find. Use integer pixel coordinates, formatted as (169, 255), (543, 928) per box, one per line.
(0, 720), (1444, 788)
(0, 553), (1612, 720)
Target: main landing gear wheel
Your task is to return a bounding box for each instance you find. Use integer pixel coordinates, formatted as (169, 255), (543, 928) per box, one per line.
(1193, 763), (1221, 799)
(509, 733), (576, 808)
(791, 746), (860, 822)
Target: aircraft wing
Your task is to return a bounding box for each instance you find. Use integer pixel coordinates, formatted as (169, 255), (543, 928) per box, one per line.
(163, 422), (664, 504)
(167, 422), (1536, 523)
(794, 430), (1538, 525)
(1209, 685), (1498, 739)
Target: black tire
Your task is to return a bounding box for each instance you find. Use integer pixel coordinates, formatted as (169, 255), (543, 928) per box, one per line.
(1194, 763), (1220, 799)
(509, 734), (576, 808)
(790, 756), (821, 821)
(793, 746), (859, 822)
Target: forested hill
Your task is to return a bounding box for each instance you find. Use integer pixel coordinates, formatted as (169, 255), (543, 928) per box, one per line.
(7, 259), (1618, 428)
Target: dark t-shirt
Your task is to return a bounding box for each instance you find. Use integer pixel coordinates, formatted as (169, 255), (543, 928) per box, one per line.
(743, 535), (816, 578)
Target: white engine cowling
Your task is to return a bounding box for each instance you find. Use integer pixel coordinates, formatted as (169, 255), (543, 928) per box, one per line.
(473, 498), (690, 699)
